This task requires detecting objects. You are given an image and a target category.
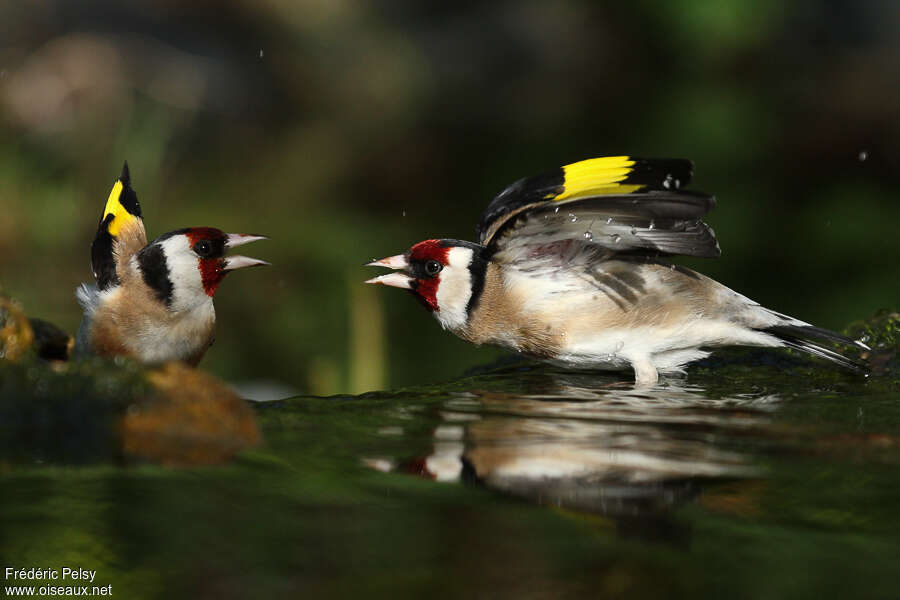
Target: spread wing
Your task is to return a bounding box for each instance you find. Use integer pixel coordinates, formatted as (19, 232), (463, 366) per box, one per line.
(90, 162), (147, 289)
(476, 157), (720, 267)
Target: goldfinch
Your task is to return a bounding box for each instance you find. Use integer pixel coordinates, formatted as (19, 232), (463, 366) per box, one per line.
(366, 156), (868, 385)
(74, 163), (268, 365)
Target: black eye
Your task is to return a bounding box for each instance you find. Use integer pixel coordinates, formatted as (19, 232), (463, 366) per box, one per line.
(424, 259), (442, 277)
(194, 240), (213, 258)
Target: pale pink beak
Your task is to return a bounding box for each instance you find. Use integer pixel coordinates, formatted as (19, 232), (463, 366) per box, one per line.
(365, 253), (414, 289)
(366, 254), (408, 269)
(223, 234), (269, 271)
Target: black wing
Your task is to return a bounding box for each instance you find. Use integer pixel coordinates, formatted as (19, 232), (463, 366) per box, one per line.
(90, 161), (145, 289)
(477, 157), (719, 262)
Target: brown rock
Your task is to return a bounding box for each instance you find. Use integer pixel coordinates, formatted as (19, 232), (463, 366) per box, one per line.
(120, 362), (261, 466)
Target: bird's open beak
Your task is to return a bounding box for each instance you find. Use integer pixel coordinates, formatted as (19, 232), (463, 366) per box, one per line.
(226, 233), (267, 248)
(223, 234), (270, 271)
(365, 254), (414, 289)
(366, 254), (408, 269)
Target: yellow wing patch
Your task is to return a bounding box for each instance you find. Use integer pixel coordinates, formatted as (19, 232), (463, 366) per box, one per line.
(102, 180), (138, 237)
(550, 156), (644, 202)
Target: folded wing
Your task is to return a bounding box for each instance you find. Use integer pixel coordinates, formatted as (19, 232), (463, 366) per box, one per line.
(90, 161), (147, 289)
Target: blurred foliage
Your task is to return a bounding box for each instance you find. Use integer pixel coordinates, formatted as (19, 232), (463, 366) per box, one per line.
(1, 1), (898, 394)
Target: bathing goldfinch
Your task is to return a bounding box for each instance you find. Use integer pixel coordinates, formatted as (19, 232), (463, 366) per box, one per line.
(366, 156), (868, 384)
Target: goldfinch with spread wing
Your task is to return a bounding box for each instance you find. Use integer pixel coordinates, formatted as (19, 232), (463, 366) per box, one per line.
(74, 162), (268, 365)
(366, 156), (868, 385)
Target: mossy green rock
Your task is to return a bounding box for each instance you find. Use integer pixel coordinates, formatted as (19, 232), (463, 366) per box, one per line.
(0, 358), (261, 466)
(846, 309), (899, 376)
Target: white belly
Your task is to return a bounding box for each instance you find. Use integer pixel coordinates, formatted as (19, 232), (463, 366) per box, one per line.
(125, 301), (216, 363)
(554, 321), (779, 373)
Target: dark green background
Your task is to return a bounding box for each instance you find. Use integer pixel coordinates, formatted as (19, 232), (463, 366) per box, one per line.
(1, 1), (897, 393)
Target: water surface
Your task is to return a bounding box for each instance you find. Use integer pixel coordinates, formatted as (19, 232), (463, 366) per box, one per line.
(2, 353), (899, 599)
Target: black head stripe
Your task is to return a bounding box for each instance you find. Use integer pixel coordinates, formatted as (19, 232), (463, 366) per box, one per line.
(465, 250), (488, 316)
(438, 239), (485, 251)
(137, 244), (174, 306)
(433, 239), (488, 315)
(153, 228), (190, 243)
(91, 214), (119, 290)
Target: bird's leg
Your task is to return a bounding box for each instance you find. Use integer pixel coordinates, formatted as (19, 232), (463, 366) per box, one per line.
(629, 356), (659, 387)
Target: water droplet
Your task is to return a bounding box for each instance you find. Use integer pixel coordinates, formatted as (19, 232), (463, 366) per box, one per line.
(568, 213), (577, 222)
(605, 217), (613, 224)
(583, 231), (593, 241)
(663, 174), (673, 189)
(858, 150), (868, 162)
(610, 233), (621, 243)
(648, 220), (656, 230)
(554, 206), (560, 214)
(259, 49), (264, 58)
(674, 178), (681, 188)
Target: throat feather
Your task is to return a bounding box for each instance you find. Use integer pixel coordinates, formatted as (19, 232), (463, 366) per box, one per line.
(198, 258), (225, 297)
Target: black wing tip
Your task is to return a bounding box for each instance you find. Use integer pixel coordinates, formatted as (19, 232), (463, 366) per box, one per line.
(623, 157), (695, 190)
(116, 160), (142, 218)
(120, 161), (131, 185)
(766, 324), (870, 374)
(771, 324), (864, 347)
(90, 231), (120, 290)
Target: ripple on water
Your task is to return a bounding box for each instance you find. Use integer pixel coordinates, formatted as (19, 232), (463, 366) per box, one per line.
(366, 367), (791, 516)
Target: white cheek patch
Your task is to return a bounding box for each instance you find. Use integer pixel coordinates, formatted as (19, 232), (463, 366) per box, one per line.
(158, 235), (208, 312)
(434, 246), (473, 330)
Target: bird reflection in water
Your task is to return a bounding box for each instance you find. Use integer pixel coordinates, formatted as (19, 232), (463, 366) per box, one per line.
(366, 370), (780, 530)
